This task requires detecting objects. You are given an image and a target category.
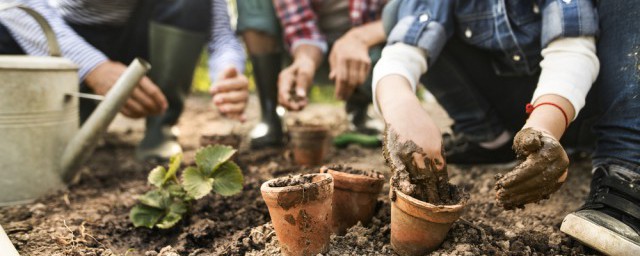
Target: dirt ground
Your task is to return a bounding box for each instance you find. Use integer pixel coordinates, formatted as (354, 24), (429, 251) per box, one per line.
(0, 95), (601, 255)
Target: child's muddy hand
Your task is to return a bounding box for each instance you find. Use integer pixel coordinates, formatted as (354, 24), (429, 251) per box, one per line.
(495, 128), (569, 210)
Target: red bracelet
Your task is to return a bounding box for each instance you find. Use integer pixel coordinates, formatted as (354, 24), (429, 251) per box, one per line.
(526, 102), (569, 128)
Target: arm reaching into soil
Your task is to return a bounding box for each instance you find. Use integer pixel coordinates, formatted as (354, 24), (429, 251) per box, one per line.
(376, 74), (452, 205)
(496, 37), (598, 209)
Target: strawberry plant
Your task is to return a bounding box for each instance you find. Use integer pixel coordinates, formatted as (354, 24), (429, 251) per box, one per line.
(129, 145), (243, 229)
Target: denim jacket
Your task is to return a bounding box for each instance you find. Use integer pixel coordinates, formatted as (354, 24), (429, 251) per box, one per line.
(382, 0), (598, 75)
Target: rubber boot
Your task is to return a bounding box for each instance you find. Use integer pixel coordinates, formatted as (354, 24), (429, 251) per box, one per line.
(345, 86), (383, 136)
(136, 22), (207, 161)
(249, 53), (284, 149)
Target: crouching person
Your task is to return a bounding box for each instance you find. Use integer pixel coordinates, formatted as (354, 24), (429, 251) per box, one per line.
(375, 0), (639, 253)
(0, 0), (249, 161)
(237, 0), (388, 149)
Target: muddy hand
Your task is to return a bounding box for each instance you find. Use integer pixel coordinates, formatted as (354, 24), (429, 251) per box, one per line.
(495, 128), (569, 209)
(383, 126), (450, 203)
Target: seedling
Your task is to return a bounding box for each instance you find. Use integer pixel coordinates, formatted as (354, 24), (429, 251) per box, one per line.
(129, 145), (243, 229)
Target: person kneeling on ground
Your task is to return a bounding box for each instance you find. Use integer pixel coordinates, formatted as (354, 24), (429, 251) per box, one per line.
(374, 0), (639, 254)
(0, 0), (249, 161)
(237, 0), (388, 149)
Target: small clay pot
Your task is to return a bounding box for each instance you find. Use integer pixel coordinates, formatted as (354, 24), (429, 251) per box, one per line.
(289, 125), (330, 166)
(390, 188), (465, 255)
(320, 166), (384, 235)
(261, 173), (334, 256)
(199, 134), (241, 149)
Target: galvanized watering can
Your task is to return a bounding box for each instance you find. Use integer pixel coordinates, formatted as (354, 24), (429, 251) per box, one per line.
(0, 4), (151, 205)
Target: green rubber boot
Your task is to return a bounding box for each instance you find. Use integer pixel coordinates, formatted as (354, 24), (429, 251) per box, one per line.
(136, 22), (207, 161)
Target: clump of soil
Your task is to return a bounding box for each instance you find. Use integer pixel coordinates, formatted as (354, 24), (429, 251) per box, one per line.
(322, 164), (383, 178)
(383, 127), (460, 205)
(199, 134), (242, 148)
(267, 174), (314, 187)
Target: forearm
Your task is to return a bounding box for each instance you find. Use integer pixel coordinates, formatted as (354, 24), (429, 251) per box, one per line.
(523, 95), (575, 140)
(376, 75), (420, 121)
(292, 44), (324, 71)
(345, 20), (386, 48)
(208, 0), (246, 81)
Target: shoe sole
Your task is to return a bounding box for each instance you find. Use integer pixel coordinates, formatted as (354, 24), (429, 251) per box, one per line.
(561, 213), (640, 256)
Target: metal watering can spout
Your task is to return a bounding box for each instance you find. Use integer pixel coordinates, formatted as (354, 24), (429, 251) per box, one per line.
(60, 59), (150, 182)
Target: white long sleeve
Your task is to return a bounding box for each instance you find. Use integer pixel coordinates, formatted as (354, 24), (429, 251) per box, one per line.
(371, 43), (428, 112)
(0, 0), (108, 80)
(533, 36), (599, 120)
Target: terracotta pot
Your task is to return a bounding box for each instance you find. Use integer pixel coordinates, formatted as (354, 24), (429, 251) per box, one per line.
(261, 173), (334, 256)
(289, 125), (329, 166)
(390, 188), (465, 256)
(320, 166), (384, 235)
(199, 134), (241, 149)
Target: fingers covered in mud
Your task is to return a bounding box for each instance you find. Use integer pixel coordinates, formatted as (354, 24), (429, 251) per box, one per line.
(496, 128), (569, 210)
(383, 126), (455, 205)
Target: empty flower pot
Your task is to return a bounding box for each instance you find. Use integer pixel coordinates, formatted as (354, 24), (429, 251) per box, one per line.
(261, 173), (334, 256)
(390, 188), (466, 256)
(289, 125), (330, 166)
(320, 165), (384, 235)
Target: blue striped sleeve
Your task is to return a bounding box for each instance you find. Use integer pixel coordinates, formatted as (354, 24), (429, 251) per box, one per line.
(0, 0), (107, 81)
(208, 0), (246, 82)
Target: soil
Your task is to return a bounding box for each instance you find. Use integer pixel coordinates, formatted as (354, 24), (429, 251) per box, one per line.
(200, 134), (242, 148)
(267, 174), (314, 188)
(322, 165), (383, 178)
(0, 96), (601, 255)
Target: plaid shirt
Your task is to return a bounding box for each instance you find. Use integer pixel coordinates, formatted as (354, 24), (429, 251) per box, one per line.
(273, 0), (386, 53)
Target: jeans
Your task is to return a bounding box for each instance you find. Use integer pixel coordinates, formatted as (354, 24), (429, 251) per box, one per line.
(422, 1), (640, 174)
(592, 0), (640, 172)
(0, 0), (211, 121)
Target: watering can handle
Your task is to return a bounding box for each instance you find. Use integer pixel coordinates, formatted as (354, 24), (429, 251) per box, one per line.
(0, 3), (62, 57)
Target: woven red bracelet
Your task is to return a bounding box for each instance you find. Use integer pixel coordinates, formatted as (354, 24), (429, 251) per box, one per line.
(526, 102), (569, 128)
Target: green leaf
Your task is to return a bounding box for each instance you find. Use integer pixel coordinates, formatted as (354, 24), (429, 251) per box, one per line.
(130, 204), (164, 228)
(182, 166), (213, 199)
(156, 212), (182, 229)
(164, 153), (183, 183)
(211, 161), (244, 196)
(137, 189), (170, 209)
(148, 166), (167, 188)
(156, 200), (187, 229)
(166, 183), (186, 198)
(195, 145), (236, 175)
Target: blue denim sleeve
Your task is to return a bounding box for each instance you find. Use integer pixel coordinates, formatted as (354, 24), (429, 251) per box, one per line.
(539, 0), (598, 47)
(382, 0), (454, 65)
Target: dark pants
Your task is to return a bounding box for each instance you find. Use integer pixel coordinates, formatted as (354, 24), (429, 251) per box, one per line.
(0, 0), (211, 122)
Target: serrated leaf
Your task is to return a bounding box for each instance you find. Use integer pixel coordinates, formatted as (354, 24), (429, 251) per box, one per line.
(148, 166), (167, 187)
(156, 212), (182, 229)
(130, 204), (164, 228)
(182, 166), (213, 199)
(137, 189), (170, 209)
(169, 199), (188, 215)
(195, 145), (236, 175)
(164, 153), (183, 183)
(212, 161), (244, 196)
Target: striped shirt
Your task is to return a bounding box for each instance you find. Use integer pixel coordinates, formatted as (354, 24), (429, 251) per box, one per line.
(0, 0), (245, 82)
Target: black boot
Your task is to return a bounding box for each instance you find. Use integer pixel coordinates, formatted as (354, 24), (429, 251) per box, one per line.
(345, 86), (383, 135)
(136, 22), (207, 161)
(250, 53), (284, 149)
(561, 165), (640, 254)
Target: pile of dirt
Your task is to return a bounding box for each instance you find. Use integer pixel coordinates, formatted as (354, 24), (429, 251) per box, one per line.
(0, 96), (600, 255)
